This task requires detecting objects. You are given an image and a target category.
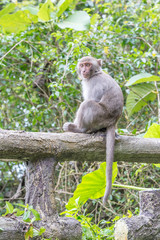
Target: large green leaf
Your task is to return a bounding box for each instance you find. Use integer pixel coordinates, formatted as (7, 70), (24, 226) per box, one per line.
(57, 11), (90, 31)
(144, 123), (160, 168)
(126, 73), (160, 87)
(38, 0), (55, 21)
(22, 6), (39, 16)
(66, 162), (118, 210)
(126, 83), (156, 116)
(144, 123), (160, 138)
(56, 0), (75, 17)
(0, 10), (38, 33)
(0, 3), (16, 18)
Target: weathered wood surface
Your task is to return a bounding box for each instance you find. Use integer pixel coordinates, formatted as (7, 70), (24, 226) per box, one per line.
(114, 190), (160, 240)
(0, 129), (160, 163)
(0, 216), (82, 240)
(0, 217), (25, 240)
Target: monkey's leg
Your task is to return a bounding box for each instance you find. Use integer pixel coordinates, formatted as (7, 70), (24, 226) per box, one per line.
(75, 100), (108, 132)
(63, 102), (87, 133)
(63, 100), (108, 133)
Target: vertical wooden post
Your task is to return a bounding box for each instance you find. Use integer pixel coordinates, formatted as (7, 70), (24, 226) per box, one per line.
(114, 190), (160, 240)
(25, 158), (82, 240)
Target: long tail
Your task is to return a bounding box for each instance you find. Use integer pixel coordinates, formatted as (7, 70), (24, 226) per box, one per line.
(103, 126), (115, 205)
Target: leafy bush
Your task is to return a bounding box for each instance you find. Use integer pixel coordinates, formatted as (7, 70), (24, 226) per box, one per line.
(2, 202), (46, 240)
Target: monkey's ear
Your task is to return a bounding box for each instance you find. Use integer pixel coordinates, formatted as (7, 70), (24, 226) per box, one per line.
(97, 59), (102, 67)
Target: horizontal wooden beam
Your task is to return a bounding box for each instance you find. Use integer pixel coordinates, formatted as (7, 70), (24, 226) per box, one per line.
(0, 129), (160, 163)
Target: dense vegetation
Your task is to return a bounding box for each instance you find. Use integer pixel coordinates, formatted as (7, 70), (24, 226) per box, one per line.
(0, 0), (160, 239)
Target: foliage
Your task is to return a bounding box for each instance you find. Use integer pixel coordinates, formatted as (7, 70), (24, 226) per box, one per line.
(61, 199), (116, 240)
(0, 0), (90, 33)
(126, 73), (160, 87)
(2, 202), (47, 240)
(126, 82), (156, 116)
(126, 73), (160, 116)
(0, 0), (160, 132)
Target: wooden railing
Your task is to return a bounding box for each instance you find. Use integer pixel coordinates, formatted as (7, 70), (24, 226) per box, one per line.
(0, 129), (160, 240)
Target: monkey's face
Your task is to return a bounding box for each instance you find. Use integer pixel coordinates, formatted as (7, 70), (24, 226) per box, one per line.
(78, 62), (93, 79)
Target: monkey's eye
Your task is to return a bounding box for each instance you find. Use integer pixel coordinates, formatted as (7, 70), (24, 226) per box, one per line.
(85, 63), (90, 67)
(80, 64), (84, 67)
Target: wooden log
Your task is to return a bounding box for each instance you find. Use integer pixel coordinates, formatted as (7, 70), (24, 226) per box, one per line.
(114, 190), (160, 240)
(0, 158), (82, 240)
(0, 216), (82, 240)
(0, 129), (160, 163)
(0, 217), (26, 240)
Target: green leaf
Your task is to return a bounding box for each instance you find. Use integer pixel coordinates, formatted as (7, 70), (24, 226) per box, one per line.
(5, 202), (14, 214)
(25, 226), (33, 239)
(32, 228), (40, 237)
(126, 73), (160, 86)
(144, 123), (160, 138)
(39, 227), (46, 235)
(0, 10), (38, 34)
(15, 203), (27, 208)
(15, 208), (24, 216)
(56, 0), (75, 17)
(154, 164), (160, 168)
(66, 162), (118, 210)
(23, 210), (31, 222)
(38, 0), (55, 21)
(31, 209), (41, 221)
(32, 227), (46, 237)
(22, 6), (39, 16)
(126, 83), (156, 116)
(144, 123), (160, 168)
(0, 228), (3, 232)
(57, 11), (90, 31)
(0, 3), (16, 18)
(90, 13), (100, 25)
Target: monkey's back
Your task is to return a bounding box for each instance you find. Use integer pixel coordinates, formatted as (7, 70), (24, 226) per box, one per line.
(82, 71), (123, 126)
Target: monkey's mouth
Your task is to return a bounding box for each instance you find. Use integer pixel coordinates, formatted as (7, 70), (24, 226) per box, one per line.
(82, 73), (89, 78)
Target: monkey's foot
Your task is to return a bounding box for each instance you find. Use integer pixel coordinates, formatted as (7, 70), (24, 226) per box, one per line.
(63, 122), (75, 132)
(63, 122), (87, 133)
(115, 132), (121, 141)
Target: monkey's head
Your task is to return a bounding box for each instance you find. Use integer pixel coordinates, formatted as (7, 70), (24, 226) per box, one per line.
(77, 56), (102, 80)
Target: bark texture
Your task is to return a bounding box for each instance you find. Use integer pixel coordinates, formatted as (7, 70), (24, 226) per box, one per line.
(0, 129), (160, 163)
(0, 217), (26, 240)
(114, 190), (160, 240)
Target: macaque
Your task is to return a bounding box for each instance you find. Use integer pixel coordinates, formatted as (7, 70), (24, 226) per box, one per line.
(63, 56), (123, 204)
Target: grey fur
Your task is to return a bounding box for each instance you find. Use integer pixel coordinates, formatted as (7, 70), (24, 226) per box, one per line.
(63, 56), (123, 204)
